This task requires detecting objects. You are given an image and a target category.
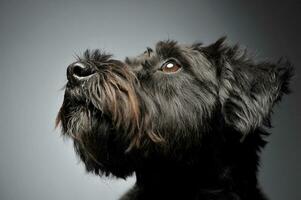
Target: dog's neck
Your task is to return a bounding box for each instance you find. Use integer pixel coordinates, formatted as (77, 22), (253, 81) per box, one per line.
(135, 163), (223, 198)
(124, 129), (267, 200)
(133, 163), (256, 200)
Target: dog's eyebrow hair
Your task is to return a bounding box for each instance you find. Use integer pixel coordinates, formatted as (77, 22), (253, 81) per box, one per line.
(155, 40), (179, 58)
(157, 47), (182, 60)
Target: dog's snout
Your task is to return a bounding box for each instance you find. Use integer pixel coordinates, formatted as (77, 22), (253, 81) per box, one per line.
(67, 62), (95, 82)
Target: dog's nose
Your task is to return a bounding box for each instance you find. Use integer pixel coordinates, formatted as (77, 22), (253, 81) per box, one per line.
(67, 62), (95, 82)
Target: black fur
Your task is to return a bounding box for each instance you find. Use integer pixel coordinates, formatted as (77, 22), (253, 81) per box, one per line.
(57, 37), (293, 200)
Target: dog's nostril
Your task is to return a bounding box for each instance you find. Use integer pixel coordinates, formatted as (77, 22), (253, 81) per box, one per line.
(67, 62), (95, 81)
(73, 64), (87, 76)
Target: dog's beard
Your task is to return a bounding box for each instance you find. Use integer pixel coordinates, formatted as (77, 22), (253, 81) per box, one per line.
(65, 106), (92, 139)
(57, 85), (128, 176)
(57, 68), (136, 136)
(56, 82), (92, 137)
(56, 69), (151, 176)
(56, 64), (163, 153)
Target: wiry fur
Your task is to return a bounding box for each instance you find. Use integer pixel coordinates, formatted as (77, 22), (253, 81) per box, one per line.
(57, 37), (293, 199)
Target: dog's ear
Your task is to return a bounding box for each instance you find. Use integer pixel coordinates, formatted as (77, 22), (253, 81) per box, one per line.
(204, 38), (294, 139)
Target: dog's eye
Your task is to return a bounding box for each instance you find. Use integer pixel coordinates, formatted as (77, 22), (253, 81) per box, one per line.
(161, 60), (181, 73)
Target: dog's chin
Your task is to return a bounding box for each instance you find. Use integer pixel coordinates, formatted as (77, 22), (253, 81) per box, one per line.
(63, 107), (91, 138)
(58, 88), (102, 140)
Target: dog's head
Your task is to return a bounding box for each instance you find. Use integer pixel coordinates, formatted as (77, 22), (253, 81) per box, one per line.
(57, 37), (293, 177)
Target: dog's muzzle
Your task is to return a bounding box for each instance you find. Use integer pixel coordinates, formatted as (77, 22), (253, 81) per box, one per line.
(67, 62), (96, 84)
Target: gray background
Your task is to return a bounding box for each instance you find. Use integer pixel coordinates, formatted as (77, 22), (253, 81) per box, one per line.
(0, 0), (300, 199)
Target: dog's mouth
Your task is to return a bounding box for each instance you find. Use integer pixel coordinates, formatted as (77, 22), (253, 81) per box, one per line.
(56, 79), (101, 138)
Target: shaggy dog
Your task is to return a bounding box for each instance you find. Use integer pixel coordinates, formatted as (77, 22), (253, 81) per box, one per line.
(56, 37), (293, 200)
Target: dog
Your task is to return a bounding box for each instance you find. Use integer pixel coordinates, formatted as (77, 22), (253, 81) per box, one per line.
(56, 37), (293, 200)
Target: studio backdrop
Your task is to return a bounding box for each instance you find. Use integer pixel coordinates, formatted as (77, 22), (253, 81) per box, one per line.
(0, 0), (300, 200)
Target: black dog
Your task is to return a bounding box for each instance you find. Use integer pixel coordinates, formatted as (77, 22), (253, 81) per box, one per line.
(56, 37), (293, 200)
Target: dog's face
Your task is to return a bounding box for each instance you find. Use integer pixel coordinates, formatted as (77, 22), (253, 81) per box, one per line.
(57, 38), (292, 177)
